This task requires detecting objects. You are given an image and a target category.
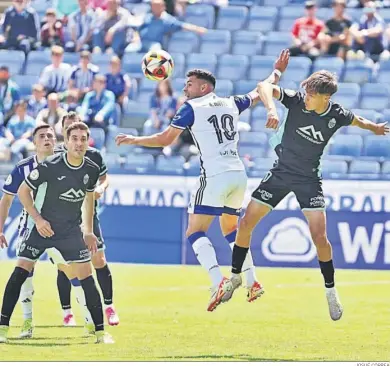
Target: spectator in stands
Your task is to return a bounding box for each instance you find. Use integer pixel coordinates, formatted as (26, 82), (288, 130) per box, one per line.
(143, 79), (177, 136)
(0, 0), (40, 54)
(0, 66), (20, 126)
(348, 1), (386, 60)
(36, 92), (66, 137)
(40, 8), (65, 48)
(3, 100), (35, 158)
(53, 0), (79, 19)
(27, 84), (47, 118)
(66, 0), (96, 52)
(289, 1), (325, 58)
(127, 0), (207, 53)
(39, 45), (72, 95)
(318, 0), (352, 58)
(68, 50), (99, 101)
(105, 55), (131, 108)
(62, 89), (79, 112)
(92, 0), (133, 55)
(89, 0), (107, 10)
(79, 74), (116, 131)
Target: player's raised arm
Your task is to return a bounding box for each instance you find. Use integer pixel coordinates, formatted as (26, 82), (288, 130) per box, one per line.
(257, 81), (280, 130)
(351, 115), (390, 135)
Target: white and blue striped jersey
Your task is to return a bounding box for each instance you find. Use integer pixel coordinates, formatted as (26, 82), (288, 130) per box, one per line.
(39, 63), (72, 93)
(2, 155), (38, 238)
(70, 64), (99, 90)
(170, 92), (252, 177)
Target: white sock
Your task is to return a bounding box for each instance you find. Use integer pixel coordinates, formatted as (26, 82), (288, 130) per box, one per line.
(19, 274), (34, 320)
(63, 308), (73, 317)
(73, 284), (93, 325)
(229, 242), (258, 287)
(190, 233), (224, 288)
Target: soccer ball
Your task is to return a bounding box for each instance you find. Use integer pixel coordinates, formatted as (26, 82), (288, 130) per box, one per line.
(141, 50), (174, 81)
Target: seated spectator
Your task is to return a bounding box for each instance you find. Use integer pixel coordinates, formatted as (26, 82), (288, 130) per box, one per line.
(36, 92), (66, 138)
(348, 1), (386, 60)
(3, 100), (35, 158)
(79, 74), (115, 132)
(66, 0), (96, 52)
(39, 45), (72, 95)
(319, 0), (352, 59)
(92, 0), (133, 55)
(27, 84), (47, 118)
(0, 66), (20, 125)
(52, 0), (79, 19)
(89, 0), (107, 10)
(128, 0), (207, 53)
(68, 50), (99, 101)
(289, 1), (325, 58)
(143, 80), (177, 136)
(62, 89), (79, 112)
(0, 0), (40, 53)
(105, 55), (131, 108)
(40, 8), (64, 48)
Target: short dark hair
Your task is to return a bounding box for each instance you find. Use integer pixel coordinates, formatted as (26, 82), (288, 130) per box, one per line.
(66, 121), (90, 139)
(0, 66), (9, 72)
(32, 124), (54, 138)
(300, 70), (338, 96)
(186, 69), (216, 89)
(61, 111), (80, 128)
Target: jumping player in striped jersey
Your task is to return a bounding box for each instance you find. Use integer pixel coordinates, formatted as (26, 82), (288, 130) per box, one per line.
(116, 50), (290, 312)
(0, 125), (93, 338)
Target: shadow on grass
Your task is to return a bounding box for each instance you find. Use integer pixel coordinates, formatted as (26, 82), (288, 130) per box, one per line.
(34, 325), (83, 329)
(6, 339), (90, 347)
(158, 355), (303, 361)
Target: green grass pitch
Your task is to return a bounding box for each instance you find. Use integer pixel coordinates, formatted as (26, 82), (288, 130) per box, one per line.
(0, 261), (389, 361)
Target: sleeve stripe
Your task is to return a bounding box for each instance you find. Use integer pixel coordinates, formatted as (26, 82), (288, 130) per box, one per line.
(99, 169), (108, 176)
(247, 93), (253, 108)
(25, 178), (37, 190)
(86, 188), (95, 192)
(278, 87), (284, 102)
(2, 188), (16, 196)
(170, 124), (186, 130)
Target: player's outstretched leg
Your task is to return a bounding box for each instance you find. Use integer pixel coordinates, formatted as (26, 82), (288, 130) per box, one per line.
(19, 268), (35, 338)
(303, 210), (343, 321)
(0, 261), (34, 343)
(56, 270), (76, 326)
(92, 251), (119, 326)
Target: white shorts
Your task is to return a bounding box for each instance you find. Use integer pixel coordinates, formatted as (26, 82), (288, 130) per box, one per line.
(188, 170), (247, 216)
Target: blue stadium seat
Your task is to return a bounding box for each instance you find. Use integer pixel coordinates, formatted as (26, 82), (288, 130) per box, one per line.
(379, 8), (390, 23)
(333, 83), (360, 109)
(12, 74), (39, 97)
(349, 160), (381, 174)
(343, 60), (374, 83)
(170, 53), (185, 78)
(264, 0), (288, 5)
(215, 79), (234, 97)
(91, 54), (112, 74)
(232, 31), (264, 56)
(345, 8), (362, 23)
(248, 56), (275, 80)
(63, 52), (80, 65)
(217, 55), (249, 81)
(240, 132), (268, 147)
(253, 157), (276, 170)
(239, 109), (251, 123)
(187, 54), (217, 75)
(360, 83), (390, 110)
(282, 56), (312, 82)
(382, 161), (390, 174)
(185, 155), (201, 176)
(363, 136), (390, 158)
(376, 59), (390, 83)
(90, 128), (105, 150)
(320, 160), (348, 178)
(343, 109), (381, 136)
(171, 78), (185, 94)
(278, 6), (304, 32)
(239, 145), (266, 158)
(0, 50), (25, 75)
(263, 32), (292, 56)
(234, 80), (256, 95)
(329, 134), (363, 157)
(137, 91), (152, 103)
(126, 153), (155, 174)
(123, 101), (150, 126)
(184, 4), (215, 29)
(316, 7), (333, 22)
(25, 50), (52, 75)
(216, 6), (248, 31)
(313, 57), (344, 78)
(102, 153), (122, 170)
(106, 127), (138, 155)
(381, 108), (390, 123)
(247, 6), (278, 33)
(278, 80), (298, 90)
(139, 78), (157, 93)
(251, 106), (284, 132)
(200, 30), (231, 55)
(168, 32), (200, 54)
(122, 53), (144, 78)
(156, 156), (185, 175)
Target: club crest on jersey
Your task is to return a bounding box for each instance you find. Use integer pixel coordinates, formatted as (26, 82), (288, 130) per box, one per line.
(5, 174), (12, 185)
(328, 118), (336, 129)
(83, 174), (89, 185)
(284, 89), (297, 97)
(30, 169), (39, 180)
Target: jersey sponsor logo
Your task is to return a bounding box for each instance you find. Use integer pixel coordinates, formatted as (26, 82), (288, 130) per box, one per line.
(328, 118), (336, 129)
(27, 245), (40, 258)
(262, 217), (317, 262)
(57, 176), (66, 181)
(296, 125), (325, 144)
(5, 174), (12, 185)
(83, 174), (89, 185)
(59, 188), (85, 202)
(29, 169), (39, 180)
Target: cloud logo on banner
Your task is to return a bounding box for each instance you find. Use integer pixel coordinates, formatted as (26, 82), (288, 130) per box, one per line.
(262, 218), (317, 262)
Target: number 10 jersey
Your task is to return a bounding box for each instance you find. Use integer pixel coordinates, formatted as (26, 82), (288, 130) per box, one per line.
(170, 92), (252, 177)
